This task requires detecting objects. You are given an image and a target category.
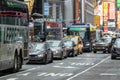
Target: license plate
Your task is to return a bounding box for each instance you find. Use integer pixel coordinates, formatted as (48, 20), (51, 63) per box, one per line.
(97, 47), (101, 49)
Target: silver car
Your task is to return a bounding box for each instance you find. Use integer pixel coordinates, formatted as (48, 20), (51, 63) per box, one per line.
(28, 42), (53, 64)
(46, 40), (67, 59)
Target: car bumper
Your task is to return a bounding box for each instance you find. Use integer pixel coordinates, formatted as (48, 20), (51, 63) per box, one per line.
(111, 51), (120, 57)
(53, 52), (62, 58)
(93, 46), (108, 51)
(28, 56), (44, 63)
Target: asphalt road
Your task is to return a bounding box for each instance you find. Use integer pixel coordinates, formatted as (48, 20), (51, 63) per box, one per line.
(0, 52), (120, 80)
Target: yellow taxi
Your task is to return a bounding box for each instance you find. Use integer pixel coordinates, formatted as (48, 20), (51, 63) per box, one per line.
(63, 36), (83, 55)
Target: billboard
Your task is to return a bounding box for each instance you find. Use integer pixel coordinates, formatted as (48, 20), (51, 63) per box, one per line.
(117, 0), (120, 8)
(108, 2), (115, 19)
(102, 2), (108, 22)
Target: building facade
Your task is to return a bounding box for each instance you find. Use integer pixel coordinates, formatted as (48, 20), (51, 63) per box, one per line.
(84, 0), (94, 25)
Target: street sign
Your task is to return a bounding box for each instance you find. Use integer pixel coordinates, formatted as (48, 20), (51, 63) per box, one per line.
(44, 2), (49, 16)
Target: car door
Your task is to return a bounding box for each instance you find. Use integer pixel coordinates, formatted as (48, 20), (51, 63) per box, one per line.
(116, 41), (120, 55)
(62, 41), (67, 57)
(110, 37), (116, 49)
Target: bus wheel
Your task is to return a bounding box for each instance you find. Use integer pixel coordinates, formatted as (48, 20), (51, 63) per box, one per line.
(12, 54), (22, 72)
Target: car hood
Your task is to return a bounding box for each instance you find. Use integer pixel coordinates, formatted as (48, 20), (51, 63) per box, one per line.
(29, 50), (45, 55)
(50, 47), (61, 51)
(96, 42), (106, 45)
(95, 42), (109, 45)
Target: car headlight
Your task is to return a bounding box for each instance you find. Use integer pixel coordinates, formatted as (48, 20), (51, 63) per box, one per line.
(104, 44), (108, 46)
(86, 43), (90, 46)
(93, 44), (96, 46)
(55, 50), (59, 53)
(38, 54), (44, 57)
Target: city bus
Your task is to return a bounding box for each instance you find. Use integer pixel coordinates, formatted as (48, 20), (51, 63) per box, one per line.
(0, 0), (29, 72)
(67, 24), (96, 52)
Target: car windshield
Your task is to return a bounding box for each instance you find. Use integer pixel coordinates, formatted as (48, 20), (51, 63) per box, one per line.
(71, 37), (78, 43)
(34, 43), (45, 50)
(47, 41), (61, 47)
(64, 41), (73, 47)
(114, 39), (120, 47)
(97, 38), (112, 43)
(63, 38), (71, 42)
(29, 43), (35, 50)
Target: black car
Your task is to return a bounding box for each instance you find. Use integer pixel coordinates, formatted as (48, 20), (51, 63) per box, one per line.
(111, 38), (120, 59)
(64, 41), (77, 57)
(46, 40), (67, 59)
(28, 42), (53, 64)
(92, 37), (112, 53)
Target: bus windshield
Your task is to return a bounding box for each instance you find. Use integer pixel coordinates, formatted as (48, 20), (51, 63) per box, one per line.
(68, 30), (89, 40)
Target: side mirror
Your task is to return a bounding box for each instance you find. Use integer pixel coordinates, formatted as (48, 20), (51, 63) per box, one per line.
(47, 48), (50, 50)
(74, 44), (76, 47)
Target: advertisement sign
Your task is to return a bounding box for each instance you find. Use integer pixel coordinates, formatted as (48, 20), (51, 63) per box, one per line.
(117, 0), (120, 8)
(108, 21), (115, 27)
(44, 2), (49, 16)
(103, 2), (108, 21)
(108, 2), (115, 19)
(104, 27), (108, 32)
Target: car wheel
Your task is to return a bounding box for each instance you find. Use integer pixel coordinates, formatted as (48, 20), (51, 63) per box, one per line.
(108, 50), (111, 53)
(43, 55), (47, 64)
(111, 55), (116, 59)
(50, 53), (53, 63)
(72, 52), (75, 57)
(64, 51), (68, 58)
(89, 47), (92, 52)
(93, 50), (97, 53)
(60, 53), (64, 60)
(103, 51), (106, 53)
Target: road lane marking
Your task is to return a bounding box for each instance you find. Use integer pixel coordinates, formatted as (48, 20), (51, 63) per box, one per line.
(0, 66), (40, 79)
(66, 56), (110, 80)
(18, 72), (31, 76)
(71, 63), (94, 66)
(100, 73), (117, 76)
(6, 78), (18, 80)
(37, 72), (73, 77)
(58, 62), (64, 65)
(53, 65), (78, 69)
(37, 72), (47, 76)
(67, 57), (98, 60)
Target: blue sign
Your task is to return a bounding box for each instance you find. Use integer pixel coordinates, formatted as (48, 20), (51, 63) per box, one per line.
(44, 2), (49, 16)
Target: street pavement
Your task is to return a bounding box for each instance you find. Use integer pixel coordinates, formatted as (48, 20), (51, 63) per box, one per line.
(0, 52), (120, 80)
